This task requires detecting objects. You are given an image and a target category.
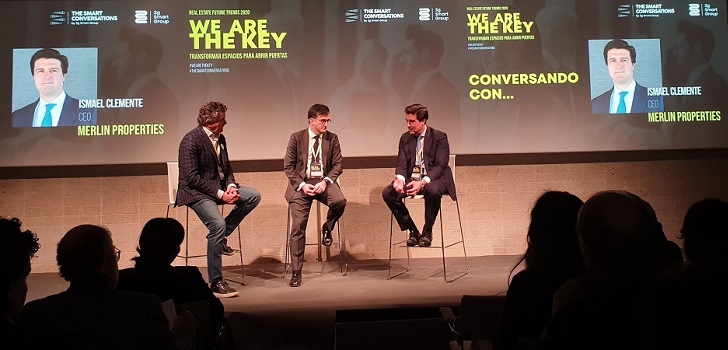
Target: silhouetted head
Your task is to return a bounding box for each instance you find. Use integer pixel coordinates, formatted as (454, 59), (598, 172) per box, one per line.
(679, 198), (728, 265)
(135, 217), (185, 266)
(57, 224), (118, 289)
(0, 217), (40, 321)
(520, 191), (584, 277)
(576, 190), (669, 276)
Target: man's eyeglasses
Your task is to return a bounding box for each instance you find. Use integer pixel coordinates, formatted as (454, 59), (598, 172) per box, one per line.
(114, 247), (121, 262)
(317, 118), (331, 124)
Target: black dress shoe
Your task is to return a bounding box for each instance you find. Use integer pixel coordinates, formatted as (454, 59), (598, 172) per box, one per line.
(321, 223), (333, 247)
(406, 227), (421, 247)
(418, 229), (433, 247)
(289, 271), (302, 287)
(221, 238), (235, 256)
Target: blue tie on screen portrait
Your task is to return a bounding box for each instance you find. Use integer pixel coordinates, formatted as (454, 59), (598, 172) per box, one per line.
(41, 103), (56, 127)
(617, 91), (627, 114)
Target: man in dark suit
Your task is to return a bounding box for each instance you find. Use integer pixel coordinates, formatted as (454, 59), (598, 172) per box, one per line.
(591, 39), (663, 114)
(283, 103), (346, 287)
(176, 101), (261, 298)
(17, 224), (195, 349)
(382, 103), (456, 248)
(12, 48), (97, 127)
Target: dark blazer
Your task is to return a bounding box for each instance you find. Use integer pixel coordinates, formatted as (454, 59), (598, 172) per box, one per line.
(283, 128), (343, 202)
(396, 126), (456, 200)
(11, 94), (98, 127)
(591, 83), (664, 114)
(17, 283), (178, 350)
(176, 126), (236, 207)
(117, 264), (224, 323)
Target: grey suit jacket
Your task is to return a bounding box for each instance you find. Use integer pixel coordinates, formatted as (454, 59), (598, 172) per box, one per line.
(283, 128), (343, 202)
(176, 125), (236, 207)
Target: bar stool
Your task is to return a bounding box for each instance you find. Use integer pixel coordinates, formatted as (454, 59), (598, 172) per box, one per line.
(388, 155), (468, 282)
(282, 178), (347, 277)
(166, 161), (246, 284)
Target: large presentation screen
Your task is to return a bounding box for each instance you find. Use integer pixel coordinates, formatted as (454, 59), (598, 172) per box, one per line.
(2, 0), (728, 167)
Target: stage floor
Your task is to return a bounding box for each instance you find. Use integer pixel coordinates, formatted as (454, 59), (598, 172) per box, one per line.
(26, 255), (519, 350)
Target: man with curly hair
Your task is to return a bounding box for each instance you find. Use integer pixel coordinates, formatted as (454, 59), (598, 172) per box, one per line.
(176, 101), (261, 298)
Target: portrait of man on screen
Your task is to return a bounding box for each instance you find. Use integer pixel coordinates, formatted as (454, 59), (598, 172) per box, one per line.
(11, 48), (98, 128)
(590, 39), (664, 115)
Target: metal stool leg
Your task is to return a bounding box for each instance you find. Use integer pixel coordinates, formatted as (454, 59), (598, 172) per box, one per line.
(283, 203), (292, 277)
(441, 199), (468, 283)
(388, 212), (410, 279)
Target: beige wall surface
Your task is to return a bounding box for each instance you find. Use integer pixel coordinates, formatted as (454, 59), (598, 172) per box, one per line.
(2, 158), (727, 274)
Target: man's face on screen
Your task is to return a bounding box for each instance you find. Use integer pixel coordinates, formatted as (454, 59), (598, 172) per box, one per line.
(405, 113), (425, 135)
(400, 39), (422, 74)
(606, 48), (635, 87)
(33, 58), (65, 100)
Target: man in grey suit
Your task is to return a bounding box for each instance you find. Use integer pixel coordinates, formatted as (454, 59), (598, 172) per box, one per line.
(12, 48), (97, 127)
(382, 103), (456, 248)
(176, 101), (261, 298)
(284, 103), (346, 287)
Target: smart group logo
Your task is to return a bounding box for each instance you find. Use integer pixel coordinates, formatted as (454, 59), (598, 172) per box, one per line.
(135, 9), (171, 24)
(617, 4), (632, 17)
(689, 3), (720, 17)
(50, 11), (67, 25)
(135, 10), (149, 24)
(418, 7), (450, 21)
(345, 8), (359, 23)
(689, 4), (702, 16)
(419, 8), (431, 21)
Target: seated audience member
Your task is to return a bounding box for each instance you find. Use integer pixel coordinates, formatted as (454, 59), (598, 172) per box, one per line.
(643, 198), (728, 349)
(117, 217), (227, 349)
(0, 217), (40, 346)
(17, 224), (196, 349)
(539, 190), (682, 350)
(493, 191), (584, 350)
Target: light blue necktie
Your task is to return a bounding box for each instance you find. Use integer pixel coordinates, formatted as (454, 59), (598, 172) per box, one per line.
(41, 103), (56, 127)
(617, 91), (628, 114)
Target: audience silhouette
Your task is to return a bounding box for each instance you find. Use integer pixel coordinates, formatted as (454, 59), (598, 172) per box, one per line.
(117, 217), (229, 350)
(643, 198), (728, 349)
(0, 217), (40, 347)
(494, 191), (584, 350)
(17, 224), (196, 349)
(539, 190), (683, 350)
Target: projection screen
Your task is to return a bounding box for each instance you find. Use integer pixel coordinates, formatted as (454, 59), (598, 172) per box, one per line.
(1, 0), (727, 167)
